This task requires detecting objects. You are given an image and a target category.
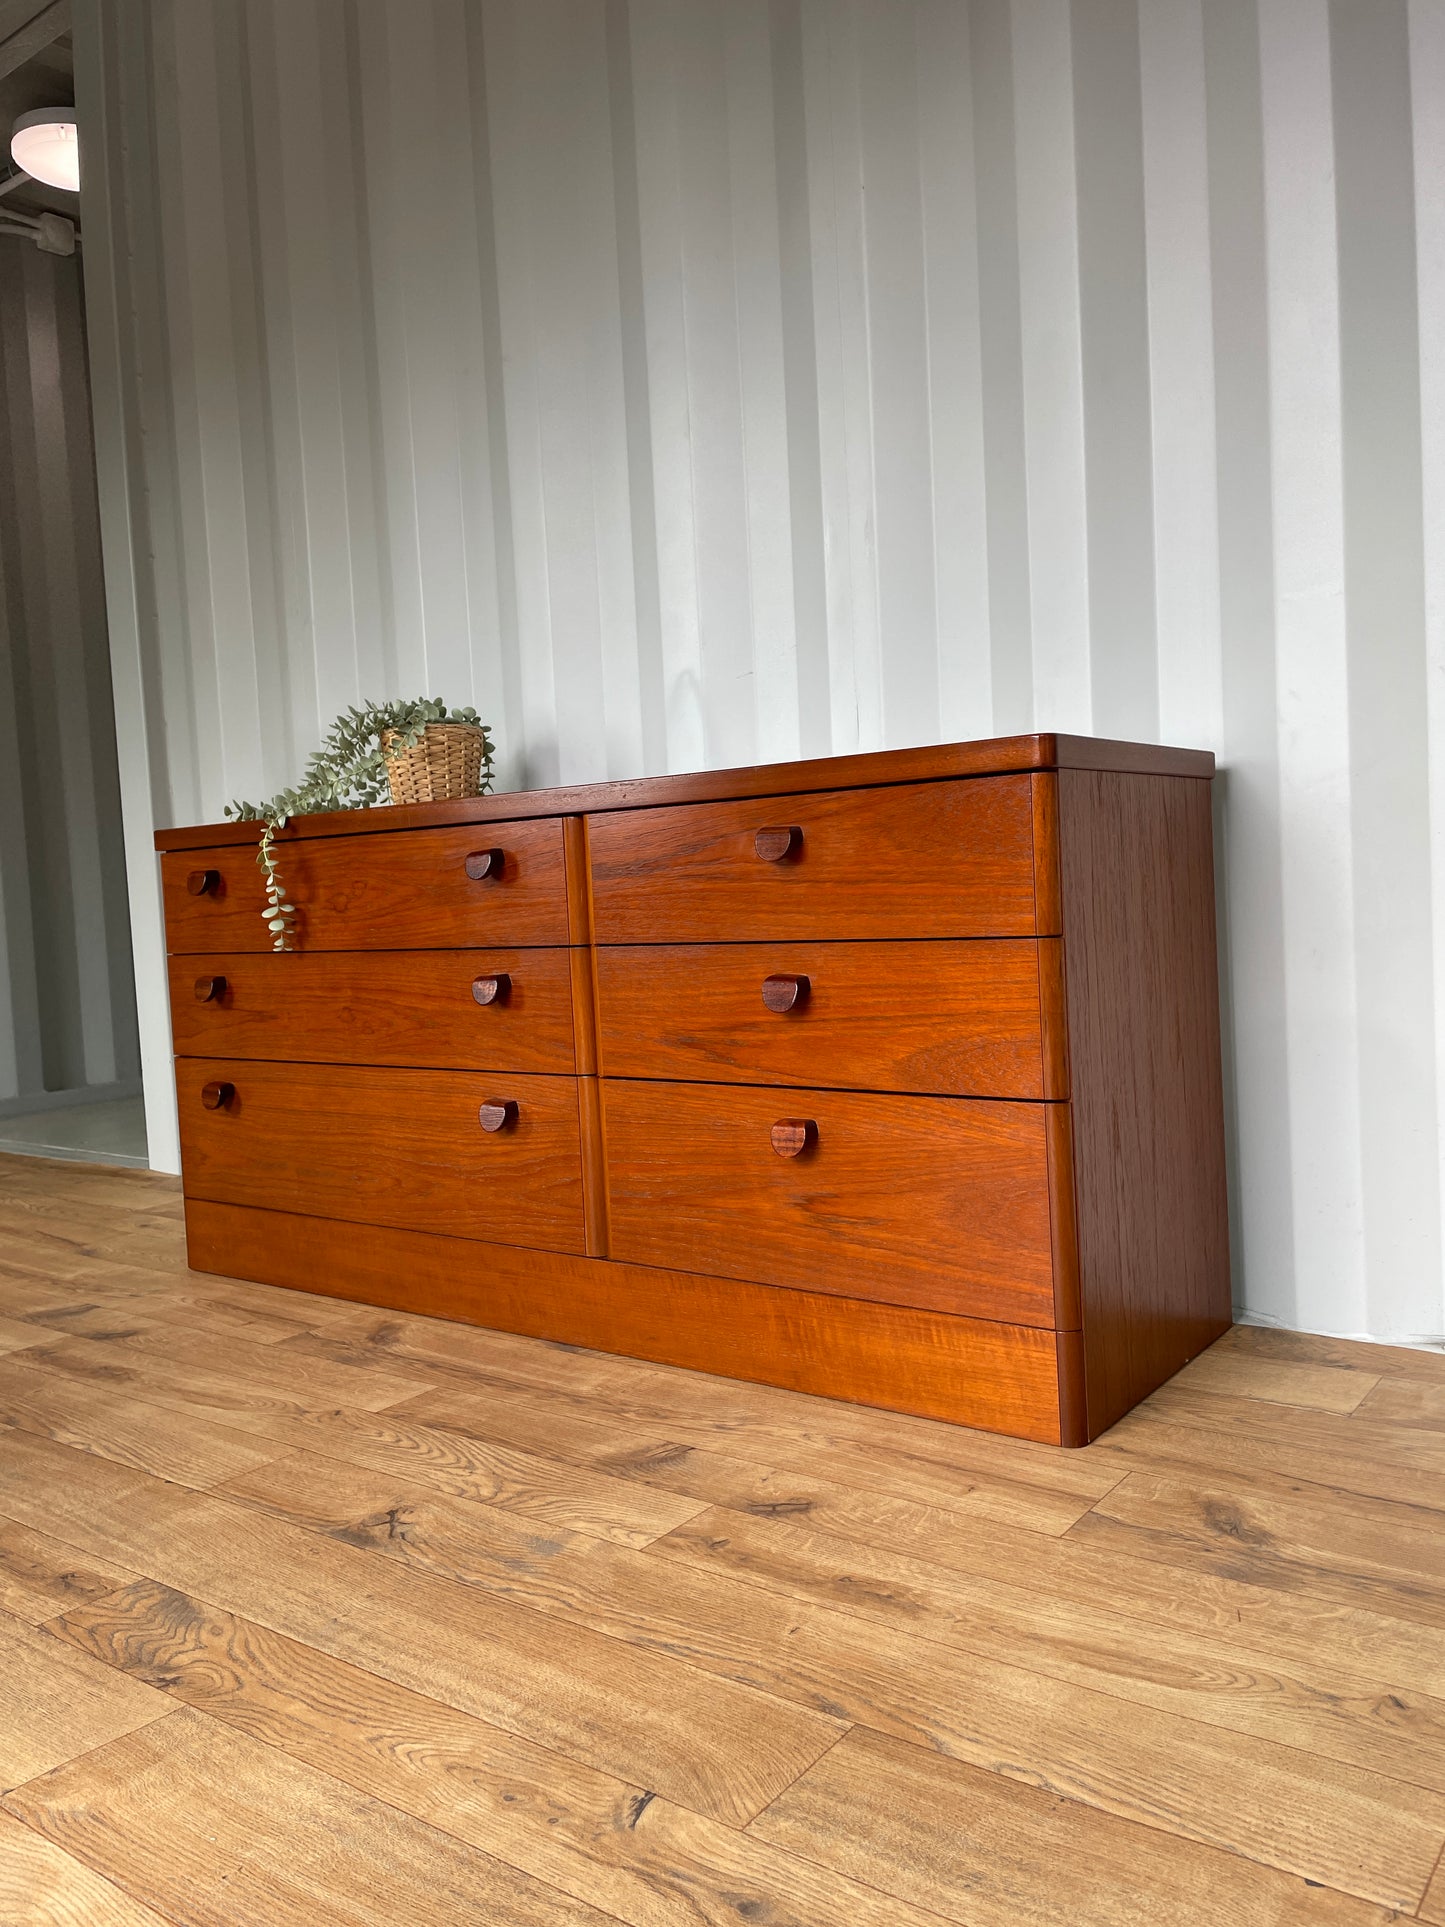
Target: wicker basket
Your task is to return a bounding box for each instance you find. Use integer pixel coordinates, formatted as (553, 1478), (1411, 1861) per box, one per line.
(381, 723), (489, 805)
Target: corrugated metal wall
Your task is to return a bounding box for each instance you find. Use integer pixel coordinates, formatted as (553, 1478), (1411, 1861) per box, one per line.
(0, 233), (140, 1111)
(76, 0), (1445, 1345)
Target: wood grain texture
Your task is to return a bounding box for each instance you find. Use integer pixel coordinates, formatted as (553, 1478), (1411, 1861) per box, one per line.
(1055, 770), (1232, 1434)
(194, 1454), (1445, 1905)
(603, 1077), (1057, 1324)
(1219, 1322), (1445, 1382)
(3, 1160), (1445, 1921)
(0, 1519), (138, 1627)
(649, 1503), (1445, 1795)
(48, 1580), (950, 1927)
(749, 1725), (1404, 1927)
(177, 1058), (587, 1254)
(0, 1431), (841, 1828)
(1423, 1850), (1445, 1926)
(2, 1707), (616, 1927)
(0, 1613), (170, 1791)
(595, 938), (1061, 1098)
(196, 1448), (1445, 1907)
(182, 1197), (1066, 1441)
(153, 735), (1217, 851)
(168, 947), (581, 1072)
(576, 1077), (609, 1258)
(160, 817), (569, 952)
(589, 775), (1040, 942)
(0, 1807), (175, 1927)
(0, 1356), (285, 1490)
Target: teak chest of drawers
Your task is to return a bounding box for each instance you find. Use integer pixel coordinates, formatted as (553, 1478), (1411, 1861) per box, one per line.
(156, 734), (1231, 1445)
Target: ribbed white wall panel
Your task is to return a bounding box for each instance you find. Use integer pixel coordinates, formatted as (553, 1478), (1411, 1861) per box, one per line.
(75, 0), (1445, 1345)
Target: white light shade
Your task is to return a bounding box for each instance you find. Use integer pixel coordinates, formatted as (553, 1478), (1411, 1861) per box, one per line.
(10, 110), (80, 192)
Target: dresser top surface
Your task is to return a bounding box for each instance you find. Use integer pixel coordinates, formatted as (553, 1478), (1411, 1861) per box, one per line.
(154, 731), (1215, 852)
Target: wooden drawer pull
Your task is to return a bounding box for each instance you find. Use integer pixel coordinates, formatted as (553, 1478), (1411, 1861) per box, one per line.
(194, 974), (227, 1004)
(464, 848), (506, 881)
(478, 1098), (519, 1132)
(761, 972), (809, 1013)
(186, 868), (220, 897)
(754, 825), (802, 862)
(200, 1080), (234, 1111)
(770, 1118), (817, 1158)
(471, 972), (512, 1006)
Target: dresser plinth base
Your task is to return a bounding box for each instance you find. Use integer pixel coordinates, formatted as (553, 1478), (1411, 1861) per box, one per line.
(183, 1197), (1075, 1445)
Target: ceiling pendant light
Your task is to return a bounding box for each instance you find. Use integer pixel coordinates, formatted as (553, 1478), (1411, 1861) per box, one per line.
(10, 109), (80, 193)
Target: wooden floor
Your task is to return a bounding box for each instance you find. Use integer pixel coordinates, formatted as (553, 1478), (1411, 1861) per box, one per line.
(0, 1162), (1442, 1925)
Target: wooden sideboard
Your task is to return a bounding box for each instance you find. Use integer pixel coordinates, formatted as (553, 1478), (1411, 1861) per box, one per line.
(155, 732), (1231, 1446)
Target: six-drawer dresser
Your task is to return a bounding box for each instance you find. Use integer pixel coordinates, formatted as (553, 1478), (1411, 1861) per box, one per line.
(156, 734), (1231, 1445)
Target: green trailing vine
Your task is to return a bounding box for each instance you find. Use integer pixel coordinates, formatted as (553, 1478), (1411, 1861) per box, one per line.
(226, 698), (494, 950)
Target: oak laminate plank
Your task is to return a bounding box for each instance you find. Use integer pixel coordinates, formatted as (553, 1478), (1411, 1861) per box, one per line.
(74, 1319), (440, 1413)
(0, 1431), (840, 1826)
(1083, 1403), (1445, 1514)
(646, 1505), (1445, 1793)
(187, 1399), (710, 1549)
(14, 1263), (393, 1344)
(1218, 1322), (1445, 1383)
(0, 1808), (174, 1927)
(1421, 1848), (1445, 1925)
(388, 1377), (1097, 1538)
(0, 1158), (180, 1206)
(0, 1613), (170, 1791)
(633, 1466), (1445, 1701)
(51, 1579), (949, 1927)
(1352, 1376), (1445, 1434)
(0, 1217), (183, 1276)
(748, 1725), (1407, 1927)
(0, 1191), (181, 1232)
(1131, 1381), (1445, 1484)
(0, 1359), (287, 1490)
(0, 1518), (139, 1627)
(206, 1443), (1445, 1907)
(38, 1270), (318, 1347)
(1066, 1506), (1445, 1639)
(0, 1315), (50, 1356)
(2, 1706), (614, 1927)
(1167, 1347), (1381, 1414)
(16, 1332), (429, 1436)
(1089, 1469), (1445, 1601)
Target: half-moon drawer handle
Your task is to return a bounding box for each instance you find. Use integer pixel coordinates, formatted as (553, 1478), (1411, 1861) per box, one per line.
(194, 975), (227, 1004)
(472, 973), (512, 1006)
(187, 868), (220, 896)
(200, 1080), (234, 1111)
(479, 1098), (519, 1132)
(771, 1118), (817, 1158)
(755, 825), (802, 862)
(464, 848), (506, 881)
(761, 972), (809, 1013)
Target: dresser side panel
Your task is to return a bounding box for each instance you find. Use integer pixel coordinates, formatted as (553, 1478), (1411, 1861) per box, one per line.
(1057, 769), (1232, 1437)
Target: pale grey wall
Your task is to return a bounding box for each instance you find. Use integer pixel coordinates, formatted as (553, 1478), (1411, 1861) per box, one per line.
(0, 232), (139, 1112)
(76, 0), (1445, 1347)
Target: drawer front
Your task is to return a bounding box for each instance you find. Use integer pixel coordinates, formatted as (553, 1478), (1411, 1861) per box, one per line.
(177, 1059), (586, 1253)
(588, 775), (1038, 942)
(162, 819), (570, 953)
(169, 950), (580, 1073)
(596, 939), (1061, 1099)
(604, 1078), (1056, 1324)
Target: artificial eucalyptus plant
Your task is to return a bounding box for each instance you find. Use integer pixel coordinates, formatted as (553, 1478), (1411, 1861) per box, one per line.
(226, 697), (494, 950)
